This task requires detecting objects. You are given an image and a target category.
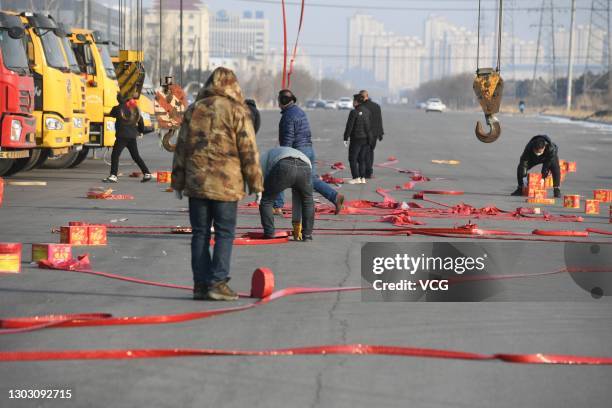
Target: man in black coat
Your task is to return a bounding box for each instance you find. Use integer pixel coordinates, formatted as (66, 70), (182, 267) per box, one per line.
(344, 94), (374, 184)
(511, 134), (562, 197)
(359, 90), (384, 178)
(245, 99), (261, 134)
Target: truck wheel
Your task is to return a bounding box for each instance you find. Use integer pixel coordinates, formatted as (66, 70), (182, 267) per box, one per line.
(10, 148), (44, 173)
(0, 159), (15, 176)
(31, 149), (49, 169)
(41, 150), (80, 169)
(69, 147), (89, 168)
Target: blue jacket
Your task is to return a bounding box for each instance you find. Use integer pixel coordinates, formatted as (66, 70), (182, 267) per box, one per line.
(279, 104), (312, 148)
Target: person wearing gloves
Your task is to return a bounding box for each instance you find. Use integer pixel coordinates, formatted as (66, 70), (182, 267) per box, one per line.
(511, 134), (562, 198)
(171, 67), (263, 301)
(343, 94), (374, 184)
(259, 146), (314, 241)
(359, 90), (384, 179)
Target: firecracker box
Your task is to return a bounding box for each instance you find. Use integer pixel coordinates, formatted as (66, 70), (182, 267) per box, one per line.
(60, 226), (89, 246)
(567, 161), (577, 172)
(533, 189), (548, 199)
(563, 195), (581, 209)
(594, 189), (611, 203)
(585, 199), (600, 215)
(544, 175), (553, 189)
(0, 243), (21, 273)
(528, 173), (542, 187)
(31, 243), (72, 263)
(87, 225), (107, 246)
(157, 171), (171, 183)
(527, 198), (556, 205)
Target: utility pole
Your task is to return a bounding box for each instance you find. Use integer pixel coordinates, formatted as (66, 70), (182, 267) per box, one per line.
(566, 0), (577, 110)
(179, 0), (183, 86)
(83, 0), (89, 29)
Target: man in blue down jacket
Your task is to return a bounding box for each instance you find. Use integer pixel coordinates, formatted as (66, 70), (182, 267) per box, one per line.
(275, 89), (344, 215)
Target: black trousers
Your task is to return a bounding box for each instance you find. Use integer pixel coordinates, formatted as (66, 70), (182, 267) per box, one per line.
(517, 157), (561, 188)
(260, 158), (314, 237)
(365, 138), (377, 178)
(349, 139), (370, 179)
(110, 137), (150, 176)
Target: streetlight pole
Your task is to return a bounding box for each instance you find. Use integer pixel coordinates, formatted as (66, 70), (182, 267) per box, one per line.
(566, 0), (576, 110)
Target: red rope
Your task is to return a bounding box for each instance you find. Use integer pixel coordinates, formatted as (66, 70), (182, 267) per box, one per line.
(281, 0), (288, 88)
(287, 0), (306, 88)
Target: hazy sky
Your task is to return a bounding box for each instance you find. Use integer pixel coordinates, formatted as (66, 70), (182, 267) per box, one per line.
(145, 0), (594, 71)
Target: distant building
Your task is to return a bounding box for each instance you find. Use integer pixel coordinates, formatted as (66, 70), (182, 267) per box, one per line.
(209, 9), (269, 61)
(144, 0), (210, 83)
(348, 14), (424, 93)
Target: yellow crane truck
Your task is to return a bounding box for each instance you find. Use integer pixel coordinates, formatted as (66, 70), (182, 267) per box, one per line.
(9, 12), (77, 173)
(67, 29), (118, 167)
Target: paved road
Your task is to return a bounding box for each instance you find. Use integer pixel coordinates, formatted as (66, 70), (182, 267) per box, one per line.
(0, 108), (611, 407)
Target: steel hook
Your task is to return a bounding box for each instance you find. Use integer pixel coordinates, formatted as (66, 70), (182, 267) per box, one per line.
(475, 114), (501, 143)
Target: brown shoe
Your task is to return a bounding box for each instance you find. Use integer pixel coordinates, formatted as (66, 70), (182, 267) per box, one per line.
(273, 208), (284, 216)
(193, 283), (208, 300)
(207, 280), (239, 301)
(335, 194), (345, 215)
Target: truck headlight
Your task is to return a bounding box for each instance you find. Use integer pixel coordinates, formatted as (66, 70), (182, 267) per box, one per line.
(73, 117), (84, 129)
(45, 117), (63, 130)
(106, 120), (115, 132)
(10, 119), (22, 141)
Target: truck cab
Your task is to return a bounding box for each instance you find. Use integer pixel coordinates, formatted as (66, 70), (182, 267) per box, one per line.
(68, 28), (117, 166)
(41, 21), (88, 168)
(9, 12), (75, 172)
(0, 12), (36, 176)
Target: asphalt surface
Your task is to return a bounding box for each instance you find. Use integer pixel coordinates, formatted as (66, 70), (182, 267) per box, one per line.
(1, 108), (611, 407)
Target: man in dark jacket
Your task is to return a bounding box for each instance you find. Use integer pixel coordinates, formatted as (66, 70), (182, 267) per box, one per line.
(246, 99), (261, 134)
(103, 94), (152, 183)
(276, 89), (344, 214)
(344, 94), (374, 184)
(359, 90), (384, 178)
(511, 134), (561, 197)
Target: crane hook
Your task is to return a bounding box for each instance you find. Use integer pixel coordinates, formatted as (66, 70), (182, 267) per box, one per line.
(473, 68), (504, 143)
(475, 114), (501, 143)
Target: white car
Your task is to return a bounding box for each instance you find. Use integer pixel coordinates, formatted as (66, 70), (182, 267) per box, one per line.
(324, 100), (338, 110)
(425, 98), (446, 112)
(337, 97), (353, 110)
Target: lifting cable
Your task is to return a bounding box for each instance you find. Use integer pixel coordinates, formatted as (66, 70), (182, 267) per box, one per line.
(281, 0), (306, 88)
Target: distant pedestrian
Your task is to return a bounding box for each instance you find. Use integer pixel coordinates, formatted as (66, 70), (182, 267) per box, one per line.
(259, 146), (314, 241)
(171, 67), (264, 301)
(359, 90), (384, 179)
(103, 94), (152, 183)
(277, 89), (344, 214)
(511, 134), (561, 198)
(344, 93), (374, 184)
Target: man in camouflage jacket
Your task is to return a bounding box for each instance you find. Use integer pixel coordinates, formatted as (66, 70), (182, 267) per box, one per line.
(172, 67), (263, 301)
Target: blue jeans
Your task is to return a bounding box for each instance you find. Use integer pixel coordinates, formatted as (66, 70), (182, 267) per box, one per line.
(274, 145), (338, 208)
(189, 197), (237, 286)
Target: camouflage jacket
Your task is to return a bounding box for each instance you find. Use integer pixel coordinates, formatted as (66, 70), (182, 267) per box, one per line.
(171, 87), (264, 201)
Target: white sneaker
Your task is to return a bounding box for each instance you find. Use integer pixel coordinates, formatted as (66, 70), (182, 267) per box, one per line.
(347, 178), (361, 185)
(360, 178), (367, 184)
(103, 175), (118, 183)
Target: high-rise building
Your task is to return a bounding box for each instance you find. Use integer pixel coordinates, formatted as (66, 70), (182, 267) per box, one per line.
(209, 10), (269, 61)
(144, 0), (210, 83)
(348, 14), (424, 93)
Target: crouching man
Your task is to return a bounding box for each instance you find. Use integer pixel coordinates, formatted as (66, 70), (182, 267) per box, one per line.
(259, 146), (315, 241)
(511, 134), (562, 198)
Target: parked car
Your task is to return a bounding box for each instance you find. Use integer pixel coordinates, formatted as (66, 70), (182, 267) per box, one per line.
(305, 99), (318, 109)
(425, 98), (446, 112)
(337, 97), (353, 110)
(324, 100), (338, 110)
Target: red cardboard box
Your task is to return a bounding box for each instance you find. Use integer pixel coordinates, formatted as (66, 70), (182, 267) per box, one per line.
(88, 225), (107, 246)
(157, 171), (171, 183)
(585, 199), (600, 215)
(32, 243), (72, 263)
(60, 226), (89, 246)
(0, 242), (21, 273)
